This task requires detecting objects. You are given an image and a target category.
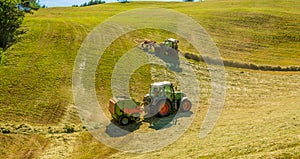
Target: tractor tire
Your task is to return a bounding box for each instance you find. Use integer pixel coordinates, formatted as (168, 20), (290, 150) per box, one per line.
(119, 116), (130, 126)
(180, 99), (192, 112)
(157, 100), (171, 117)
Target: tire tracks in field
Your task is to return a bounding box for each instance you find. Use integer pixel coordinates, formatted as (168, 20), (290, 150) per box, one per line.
(38, 103), (82, 159)
(37, 21), (52, 49)
(0, 104), (85, 159)
(38, 19), (90, 159)
(27, 19), (88, 158)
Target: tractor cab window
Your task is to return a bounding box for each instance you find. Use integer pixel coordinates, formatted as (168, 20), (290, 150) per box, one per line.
(164, 85), (174, 100)
(165, 41), (172, 48)
(164, 86), (172, 94)
(150, 86), (164, 97)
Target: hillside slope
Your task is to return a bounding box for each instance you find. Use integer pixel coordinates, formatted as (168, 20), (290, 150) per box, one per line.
(0, 0), (299, 158)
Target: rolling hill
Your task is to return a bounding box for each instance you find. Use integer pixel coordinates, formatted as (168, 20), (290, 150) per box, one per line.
(0, 0), (299, 158)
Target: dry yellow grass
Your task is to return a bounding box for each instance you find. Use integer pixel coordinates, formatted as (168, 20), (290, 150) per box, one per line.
(0, 0), (299, 158)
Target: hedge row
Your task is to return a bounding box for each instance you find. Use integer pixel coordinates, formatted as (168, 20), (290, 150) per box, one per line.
(183, 52), (300, 71)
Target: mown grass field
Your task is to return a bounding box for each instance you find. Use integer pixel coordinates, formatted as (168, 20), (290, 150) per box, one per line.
(0, 0), (299, 158)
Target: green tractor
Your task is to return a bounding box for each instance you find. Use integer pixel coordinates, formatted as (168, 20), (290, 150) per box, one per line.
(154, 38), (179, 56)
(163, 38), (179, 51)
(108, 81), (192, 125)
(143, 81), (192, 117)
(154, 38), (181, 70)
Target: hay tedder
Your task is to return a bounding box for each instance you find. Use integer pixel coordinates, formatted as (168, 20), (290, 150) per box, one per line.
(109, 81), (192, 125)
(139, 38), (179, 56)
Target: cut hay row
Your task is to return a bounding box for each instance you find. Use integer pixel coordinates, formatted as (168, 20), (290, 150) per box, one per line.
(184, 52), (300, 72)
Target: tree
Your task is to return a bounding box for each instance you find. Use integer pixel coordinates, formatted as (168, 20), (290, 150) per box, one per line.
(0, 0), (39, 51)
(80, 2), (88, 7)
(94, 0), (100, 4)
(88, 0), (93, 6)
(78, 0), (104, 7)
(41, 4), (47, 8)
(118, 0), (129, 3)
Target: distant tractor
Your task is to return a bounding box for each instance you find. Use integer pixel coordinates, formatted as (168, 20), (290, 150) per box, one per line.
(143, 81), (192, 117)
(109, 96), (142, 125)
(154, 38), (179, 56)
(164, 38), (179, 50)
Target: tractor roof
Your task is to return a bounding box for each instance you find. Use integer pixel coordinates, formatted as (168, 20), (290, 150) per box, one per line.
(151, 81), (172, 87)
(167, 38), (179, 43)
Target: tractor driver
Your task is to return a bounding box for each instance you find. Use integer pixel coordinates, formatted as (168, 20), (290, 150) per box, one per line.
(153, 87), (162, 97)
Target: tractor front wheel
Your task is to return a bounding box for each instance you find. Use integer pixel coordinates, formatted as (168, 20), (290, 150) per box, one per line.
(119, 116), (130, 126)
(180, 99), (192, 112)
(158, 100), (171, 117)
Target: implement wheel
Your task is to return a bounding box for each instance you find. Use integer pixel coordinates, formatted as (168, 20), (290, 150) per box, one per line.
(119, 116), (130, 126)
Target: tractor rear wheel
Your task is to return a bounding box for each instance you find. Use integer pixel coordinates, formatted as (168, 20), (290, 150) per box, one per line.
(180, 99), (192, 112)
(157, 100), (171, 117)
(119, 116), (130, 126)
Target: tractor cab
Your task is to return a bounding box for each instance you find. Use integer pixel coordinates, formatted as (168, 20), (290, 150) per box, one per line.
(150, 81), (175, 100)
(164, 38), (179, 50)
(143, 81), (191, 118)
